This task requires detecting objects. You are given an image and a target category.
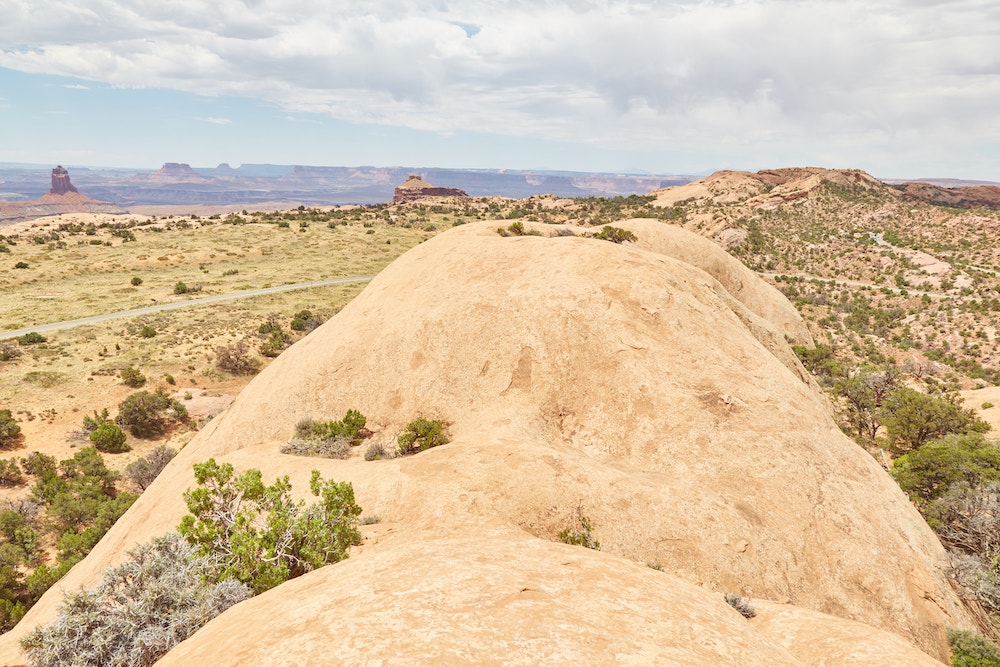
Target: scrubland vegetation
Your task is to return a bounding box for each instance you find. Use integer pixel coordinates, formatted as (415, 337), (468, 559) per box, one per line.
(4, 179), (1000, 662)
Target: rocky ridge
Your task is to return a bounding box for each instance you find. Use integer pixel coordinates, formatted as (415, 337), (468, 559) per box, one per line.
(0, 219), (974, 665)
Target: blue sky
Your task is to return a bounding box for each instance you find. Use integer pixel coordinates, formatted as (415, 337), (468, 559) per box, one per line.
(2, 1), (999, 180)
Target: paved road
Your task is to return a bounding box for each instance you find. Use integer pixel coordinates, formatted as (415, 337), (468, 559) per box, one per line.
(0, 276), (375, 340)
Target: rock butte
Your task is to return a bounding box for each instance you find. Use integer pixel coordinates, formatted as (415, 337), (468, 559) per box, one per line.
(0, 166), (126, 223)
(392, 174), (468, 203)
(0, 219), (974, 665)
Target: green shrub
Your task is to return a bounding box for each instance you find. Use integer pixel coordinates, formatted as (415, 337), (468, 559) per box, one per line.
(948, 628), (1000, 667)
(0, 410), (21, 450)
(892, 433), (1000, 508)
(179, 459), (362, 593)
(397, 418), (449, 456)
(16, 332), (46, 345)
(0, 459), (24, 487)
(130, 276), (143, 286)
(984, 403), (995, 410)
(120, 367), (147, 388)
(116, 389), (188, 438)
(880, 388), (990, 452)
(20, 451), (56, 478)
(259, 329), (290, 357)
(173, 281), (189, 295)
(284, 410), (369, 459)
(13, 261), (28, 269)
(124, 446), (176, 491)
(138, 325), (156, 338)
(89, 422), (129, 454)
(21, 533), (251, 667)
(82, 408), (111, 433)
(0, 344), (21, 362)
(592, 226), (638, 243)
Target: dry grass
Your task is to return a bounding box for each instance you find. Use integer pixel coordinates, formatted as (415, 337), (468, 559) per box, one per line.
(0, 206), (454, 475)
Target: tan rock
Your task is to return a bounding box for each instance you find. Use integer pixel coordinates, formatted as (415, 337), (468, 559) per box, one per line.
(0, 220), (970, 664)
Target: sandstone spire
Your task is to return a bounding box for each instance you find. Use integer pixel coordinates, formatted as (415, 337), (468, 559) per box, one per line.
(49, 165), (79, 195)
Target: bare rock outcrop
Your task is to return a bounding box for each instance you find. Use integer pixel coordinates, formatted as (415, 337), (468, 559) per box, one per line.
(0, 221), (972, 664)
(48, 165), (78, 195)
(392, 174), (468, 203)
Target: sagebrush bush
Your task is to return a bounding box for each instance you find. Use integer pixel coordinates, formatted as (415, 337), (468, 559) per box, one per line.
(20, 533), (251, 667)
(364, 442), (388, 461)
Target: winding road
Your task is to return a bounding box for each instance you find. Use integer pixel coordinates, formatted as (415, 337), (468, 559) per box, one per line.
(0, 275), (375, 340)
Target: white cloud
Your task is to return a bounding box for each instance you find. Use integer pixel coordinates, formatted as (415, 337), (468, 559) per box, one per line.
(63, 83), (88, 89)
(1, 0), (999, 172)
(199, 116), (232, 125)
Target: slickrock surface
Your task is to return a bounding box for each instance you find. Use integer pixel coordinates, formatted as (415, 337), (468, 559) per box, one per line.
(0, 220), (968, 664)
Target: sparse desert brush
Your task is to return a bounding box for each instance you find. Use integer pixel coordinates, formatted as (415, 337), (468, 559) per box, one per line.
(0, 458), (24, 487)
(396, 417), (449, 456)
(0, 344), (21, 362)
(0, 410), (21, 450)
(215, 338), (261, 376)
(284, 410), (370, 459)
(16, 332), (46, 346)
(116, 389), (188, 438)
(558, 504), (600, 550)
(591, 225), (638, 244)
(120, 366), (147, 388)
(125, 446), (177, 491)
(20, 533), (252, 667)
(364, 442), (389, 461)
(724, 593), (756, 619)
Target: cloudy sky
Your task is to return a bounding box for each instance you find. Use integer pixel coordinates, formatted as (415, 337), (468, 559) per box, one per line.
(1, 0), (998, 179)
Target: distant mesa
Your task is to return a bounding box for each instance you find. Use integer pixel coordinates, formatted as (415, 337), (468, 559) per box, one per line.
(0, 166), (126, 223)
(393, 174), (468, 203)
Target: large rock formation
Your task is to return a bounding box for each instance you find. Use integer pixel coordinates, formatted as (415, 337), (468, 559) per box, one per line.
(48, 165), (78, 195)
(392, 174), (468, 203)
(0, 166), (126, 223)
(0, 220), (973, 664)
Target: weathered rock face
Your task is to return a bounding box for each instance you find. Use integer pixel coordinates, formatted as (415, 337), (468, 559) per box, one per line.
(48, 165), (78, 195)
(0, 220), (972, 664)
(392, 174), (468, 203)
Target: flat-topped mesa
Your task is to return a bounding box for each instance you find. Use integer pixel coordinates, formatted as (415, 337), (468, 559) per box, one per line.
(393, 174), (468, 203)
(49, 165), (79, 195)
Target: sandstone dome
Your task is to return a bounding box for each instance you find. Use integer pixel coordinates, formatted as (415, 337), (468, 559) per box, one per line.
(0, 220), (971, 664)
